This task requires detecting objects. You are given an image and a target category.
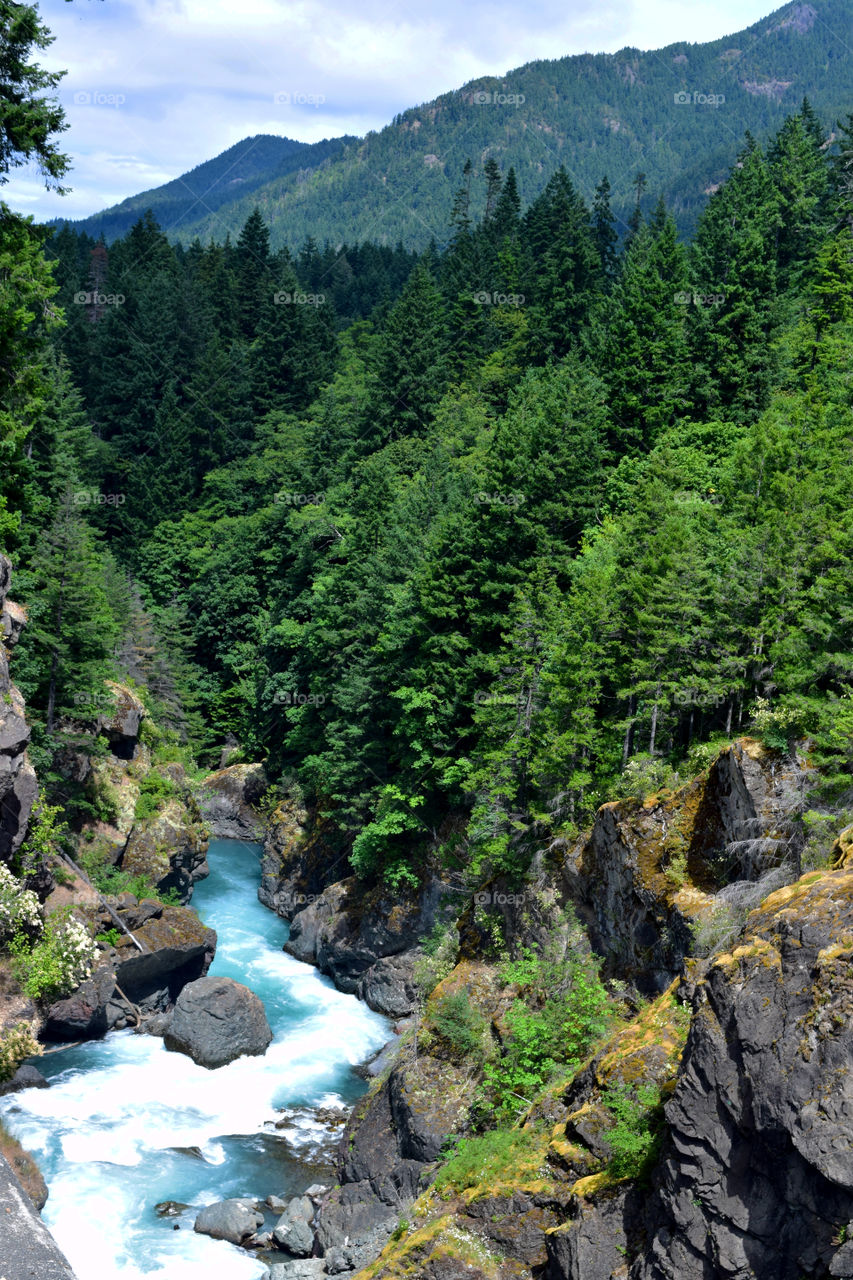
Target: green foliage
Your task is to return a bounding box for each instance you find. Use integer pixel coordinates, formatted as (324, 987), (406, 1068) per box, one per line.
(0, 1024), (42, 1083)
(601, 1082), (665, 1180)
(616, 755), (680, 804)
(749, 697), (801, 753)
(428, 990), (489, 1063)
(10, 908), (97, 1002)
(433, 1128), (539, 1194)
(16, 801), (66, 877)
(133, 770), (177, 823)
(413, 921), (459, 996)
(480, 943), (612, 1121)
(95, 927), (121, 948)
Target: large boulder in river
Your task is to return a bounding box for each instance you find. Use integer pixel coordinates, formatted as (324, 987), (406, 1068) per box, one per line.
(164, 975), (272, 1068)
(194, 1198), (264, 1244)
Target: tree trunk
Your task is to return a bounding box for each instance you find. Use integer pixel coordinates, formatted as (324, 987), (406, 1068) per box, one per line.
(45, 576), (66, 734)
(622, 695), (637, 767)
(649, 683), (662, 756)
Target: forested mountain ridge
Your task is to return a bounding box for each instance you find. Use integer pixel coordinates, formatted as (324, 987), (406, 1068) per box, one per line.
(50, 133), (355, 245)
(58, 0), (853, 250)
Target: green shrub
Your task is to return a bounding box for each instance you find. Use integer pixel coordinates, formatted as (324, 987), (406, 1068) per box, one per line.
(96, 927), (122, 948)
(429, 990), (489, 1063)
(616, 754), (680, 804)
(10, 910), (97, 1002)
(434, 1129), (539, 1194)
(0, 1025), (42, 1082)
(800, 808), (853, 871)
(134, 770), (177, 823)
(601, 1082), (665, 1180)
(480, 943), (612, 1120)
(413, 923), (459, 996)
(749, 697), (801, 753)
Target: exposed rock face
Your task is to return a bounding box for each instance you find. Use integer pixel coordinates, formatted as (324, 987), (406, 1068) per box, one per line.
(164, 975), (272, 1068)
(631, 867), (853, 1280)
(258, 797), (343, 916)
(285, 874), (449, 1017)
(96, 681), (145, 760)
(197, 763), (267, 839)
(563, 739), (811, 993)
(0, 555), (38, 869)
(120, 787), (209, 905)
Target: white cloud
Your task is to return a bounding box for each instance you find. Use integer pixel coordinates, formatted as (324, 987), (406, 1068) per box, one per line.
(4, 0), (777, 221)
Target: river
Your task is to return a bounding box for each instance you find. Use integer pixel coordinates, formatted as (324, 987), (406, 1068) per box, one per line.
(0, 839), (391, 1279)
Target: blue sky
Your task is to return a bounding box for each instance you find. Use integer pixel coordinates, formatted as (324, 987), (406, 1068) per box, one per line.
(8, 0), (780, 221)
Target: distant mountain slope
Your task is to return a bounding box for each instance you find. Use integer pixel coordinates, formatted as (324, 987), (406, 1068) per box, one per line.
(54, 134), (354, 243)
(63, 0), (851, 249)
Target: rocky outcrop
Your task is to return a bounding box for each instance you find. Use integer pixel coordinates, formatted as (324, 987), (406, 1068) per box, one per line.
(44, 899), (216, 1039)
(120, 785), (209, 905)
(258, 797), (345, 916)
(164, 975), (272, 1068)
(197, 762), (267, 839)
(563, 739), (812, 993)
(96, 682), (145, 760)
(630, 867), (853, 1280)
(0, 556), (38, 870)
(285, 874), (452, 1017)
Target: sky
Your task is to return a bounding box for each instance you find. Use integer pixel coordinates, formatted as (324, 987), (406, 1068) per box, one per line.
(8, 0), (780, 221)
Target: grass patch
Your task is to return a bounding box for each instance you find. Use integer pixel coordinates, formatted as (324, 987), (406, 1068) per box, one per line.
(433, 1128), (541, 1195)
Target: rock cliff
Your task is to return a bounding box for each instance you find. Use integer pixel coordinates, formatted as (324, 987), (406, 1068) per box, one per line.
(0, 556), (38, 871)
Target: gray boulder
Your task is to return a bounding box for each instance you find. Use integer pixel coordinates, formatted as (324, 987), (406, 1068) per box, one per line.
(272, 1194), (315, 1256)
(266, 1263), (326, 1280)
(193, 1198), (263, 1244)
(0, 1064), (48, 1097)
(164, 975), (272, 1068)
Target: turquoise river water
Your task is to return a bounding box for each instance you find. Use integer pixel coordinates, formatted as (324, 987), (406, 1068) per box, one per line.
(0, 839), (391, 1280)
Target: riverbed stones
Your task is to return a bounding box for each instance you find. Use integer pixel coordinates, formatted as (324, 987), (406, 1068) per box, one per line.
(164, 975), (272, 1068)
(193, 1198), (264, 1244)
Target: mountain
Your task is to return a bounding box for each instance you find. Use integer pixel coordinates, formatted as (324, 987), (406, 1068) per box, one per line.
(57, 0), (853, 250)
(53, 133), (354, 243)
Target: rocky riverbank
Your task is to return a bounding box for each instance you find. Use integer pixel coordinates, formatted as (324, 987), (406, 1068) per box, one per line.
(211, 737), (853, 1280)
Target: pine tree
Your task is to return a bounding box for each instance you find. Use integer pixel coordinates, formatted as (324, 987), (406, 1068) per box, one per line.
(371, 263), (449, 441)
